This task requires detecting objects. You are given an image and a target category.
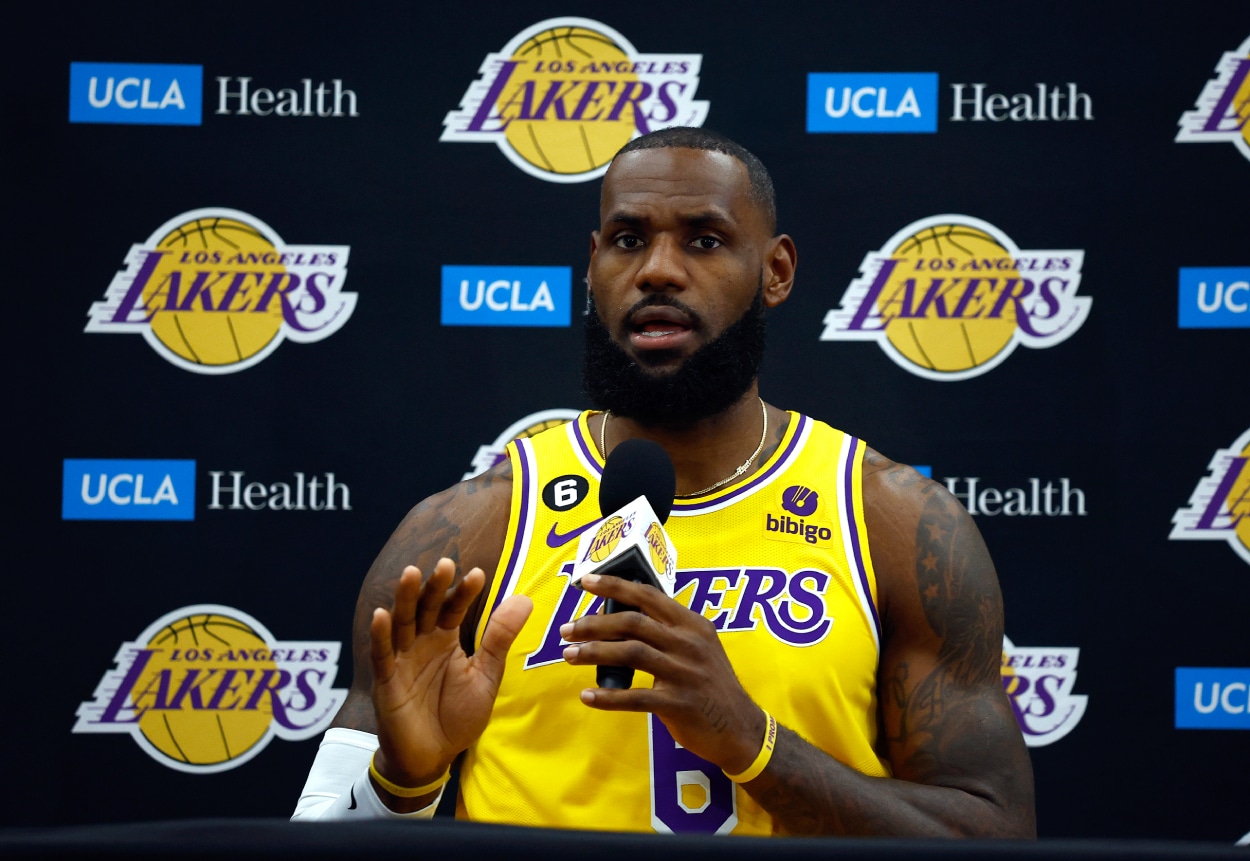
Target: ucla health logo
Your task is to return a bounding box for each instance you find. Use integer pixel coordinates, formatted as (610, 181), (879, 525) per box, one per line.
(1176, 667), (1250, 730)
(806, 73), (938, 133)
(441, 18), (707, 183)
(70, 62), (203, 125)
(442, 265), (571, 326)
(1176, 35), (1250, 163)
(74, 605), (345, 773)
(463, 408), (580, 479)
(1178, 267), (1250, 328)
(1170, 427), (1250, 565)
(86, 209), (353, 374)
(63, 459), (195, 521)
(821, 215), (1090, 381)
(765, 485), (833, 545)
(1001, 635), (1087, 746)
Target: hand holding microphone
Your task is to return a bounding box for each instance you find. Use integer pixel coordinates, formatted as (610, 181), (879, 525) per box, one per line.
(570, 438), (676, 689)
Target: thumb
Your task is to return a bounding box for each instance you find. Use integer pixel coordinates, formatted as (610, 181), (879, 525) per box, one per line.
(473, 594), (534, 689)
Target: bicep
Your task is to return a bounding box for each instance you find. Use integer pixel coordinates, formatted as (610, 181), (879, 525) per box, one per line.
(868, 466), (1033, 806)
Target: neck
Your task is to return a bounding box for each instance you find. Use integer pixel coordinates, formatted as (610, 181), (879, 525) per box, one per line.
(601, 384), (781, 497)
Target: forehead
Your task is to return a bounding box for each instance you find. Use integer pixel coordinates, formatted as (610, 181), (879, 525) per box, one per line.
(599, 148), (760, 229)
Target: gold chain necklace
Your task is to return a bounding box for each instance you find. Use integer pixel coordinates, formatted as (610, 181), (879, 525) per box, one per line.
(598, 397), (769, 499)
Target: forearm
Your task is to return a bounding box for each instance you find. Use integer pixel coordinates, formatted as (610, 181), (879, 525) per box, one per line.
(291, 728), (443, 821)
(745, 725), (1035, 838)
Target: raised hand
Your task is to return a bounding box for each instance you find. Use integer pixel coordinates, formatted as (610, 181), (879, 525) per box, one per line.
(369, 558), (532, 803)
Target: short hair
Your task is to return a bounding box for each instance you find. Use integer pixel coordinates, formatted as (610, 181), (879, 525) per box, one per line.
(612, 127), (778, 234)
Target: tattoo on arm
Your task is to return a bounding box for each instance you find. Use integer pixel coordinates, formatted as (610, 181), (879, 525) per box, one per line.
(744, 474), (1033, 837)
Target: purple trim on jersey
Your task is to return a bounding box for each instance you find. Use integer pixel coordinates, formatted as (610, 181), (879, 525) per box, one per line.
(491, 439), (534, 618)
(672, 414), (810, 513)
(843, 436), (882, 640)
(572, 415), (604, 477)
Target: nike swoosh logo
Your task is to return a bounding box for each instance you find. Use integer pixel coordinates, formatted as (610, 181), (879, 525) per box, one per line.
(547, 520), (597, 548)
(349, 787), (357, 810)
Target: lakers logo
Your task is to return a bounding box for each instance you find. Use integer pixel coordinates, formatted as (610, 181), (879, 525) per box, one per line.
(585, 515), (629, 563)
(73, 605), (345, 773)
(821, 215), (1090, 381)
(1000, 635), (1087, 747)
(1176, 35), (1250, 164)
(645, 521), (673, 579)
(1170, 427), (1250, 566)
(86, 208), (354, 374)
(441, 18), (708, 183)
(463, 408), (580, 480)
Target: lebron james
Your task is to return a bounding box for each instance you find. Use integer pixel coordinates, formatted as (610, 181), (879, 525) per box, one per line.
(292, 128), (1036, 838)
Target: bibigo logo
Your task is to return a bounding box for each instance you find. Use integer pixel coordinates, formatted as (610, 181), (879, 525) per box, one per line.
(1176, 35), (1250, 163)
(821, 215), (1089, 380)
(441, 17), (708, 183)
(74, 605), (345, 773)
(86, 208), (354, 374)
(1170, 427), (1250, 565)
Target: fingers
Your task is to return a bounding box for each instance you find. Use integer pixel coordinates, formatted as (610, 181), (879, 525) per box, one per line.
(414, 559), (455, 635)
(390, 559), (483, 648)
(389, 566), (424, 654)
(561, 580), (691, 653)
(474, 594), (534, 690)
(438, 568), (485, 630)
(561, 637), (678, 679)
(577, 573), (684, 624)
(369, 606), (395, 685)
(576, 685), (663, 712)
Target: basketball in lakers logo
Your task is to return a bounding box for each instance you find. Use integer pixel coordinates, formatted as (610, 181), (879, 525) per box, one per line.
(86, 208), (355, 374)
(73, 604), (345, 773)
(821, 215), (1090, 381)
(134, 612), (276, 767)
(586, 515), (627, 563)
(442, 18), (709, 183)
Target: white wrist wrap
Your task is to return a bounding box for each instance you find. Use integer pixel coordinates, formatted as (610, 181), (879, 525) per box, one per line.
(291, 727), (443, 821)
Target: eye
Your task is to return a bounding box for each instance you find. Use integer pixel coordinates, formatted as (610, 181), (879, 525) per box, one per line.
(691, 236), (722, 250)
(614, 234), (644, 249)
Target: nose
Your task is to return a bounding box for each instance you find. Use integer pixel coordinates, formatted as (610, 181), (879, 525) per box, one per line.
(634, 234), (688, 294)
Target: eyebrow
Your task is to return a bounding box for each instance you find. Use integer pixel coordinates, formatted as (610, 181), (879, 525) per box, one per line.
(603, 209), (735, 229)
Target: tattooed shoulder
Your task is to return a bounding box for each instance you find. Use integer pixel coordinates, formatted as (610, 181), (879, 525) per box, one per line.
(863, 447), (930, 490)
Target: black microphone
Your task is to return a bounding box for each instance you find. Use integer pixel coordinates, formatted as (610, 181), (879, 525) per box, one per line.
(595, 438), (676, 690)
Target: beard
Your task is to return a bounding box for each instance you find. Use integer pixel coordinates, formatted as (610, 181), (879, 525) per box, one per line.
(581, 285), (767, 430)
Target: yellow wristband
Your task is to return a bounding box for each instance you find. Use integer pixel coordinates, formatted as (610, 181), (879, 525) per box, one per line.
(723, 710), (778, 784)
(368, 753), (451, 798)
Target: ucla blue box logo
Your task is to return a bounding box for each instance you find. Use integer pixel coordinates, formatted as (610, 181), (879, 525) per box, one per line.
(441, 266), (571, 327)
(1178, 267), (1250, 328)
(69, 63), (203, 125)
(807, 73), (938, 133)
(63, 459), (196, 520)
(1175, 667), (1250, 729)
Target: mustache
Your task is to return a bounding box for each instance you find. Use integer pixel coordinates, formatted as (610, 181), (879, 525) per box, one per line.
(620, 295), (705, 331)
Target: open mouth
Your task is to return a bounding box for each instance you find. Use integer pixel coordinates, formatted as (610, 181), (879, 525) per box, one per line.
(628, 305), (695, 342)
(635, 320), (689, 338)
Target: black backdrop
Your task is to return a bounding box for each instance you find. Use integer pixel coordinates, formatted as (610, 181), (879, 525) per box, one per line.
(5, 0), (1248, 844)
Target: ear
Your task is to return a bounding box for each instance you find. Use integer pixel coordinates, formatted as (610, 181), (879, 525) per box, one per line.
(587, 230), (601, 294)
(761, 234), (797, 308)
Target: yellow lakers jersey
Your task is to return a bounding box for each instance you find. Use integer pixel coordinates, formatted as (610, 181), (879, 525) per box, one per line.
(460, 411), (888, 835)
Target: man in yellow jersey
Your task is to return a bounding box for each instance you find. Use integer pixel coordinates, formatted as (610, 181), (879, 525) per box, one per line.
(293, 127), (1036, 838)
